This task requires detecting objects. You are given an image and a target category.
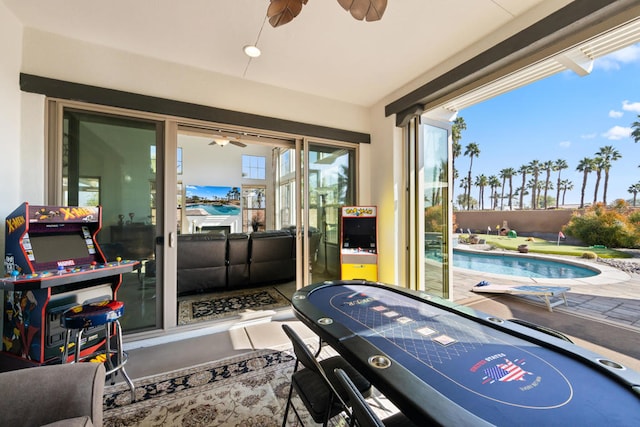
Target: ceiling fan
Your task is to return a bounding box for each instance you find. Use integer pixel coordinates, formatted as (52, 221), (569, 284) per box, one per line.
(208, 133), (248, 148)
(267, 0), (387, 28)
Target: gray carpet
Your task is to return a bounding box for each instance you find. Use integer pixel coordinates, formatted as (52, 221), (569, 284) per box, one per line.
(461, 294), (640, 371)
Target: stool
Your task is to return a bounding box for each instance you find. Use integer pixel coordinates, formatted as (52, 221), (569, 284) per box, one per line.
(61, 300), (135, 402)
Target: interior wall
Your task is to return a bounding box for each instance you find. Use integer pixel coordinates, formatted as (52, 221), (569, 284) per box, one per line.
(367, 105), (404, 286)
(21, 28), (371, 134)
(0, 4), (23, 251)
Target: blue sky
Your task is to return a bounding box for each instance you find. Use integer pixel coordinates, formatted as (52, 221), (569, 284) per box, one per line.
(456, 43), (640, 207)
(186, 185), (233, 200)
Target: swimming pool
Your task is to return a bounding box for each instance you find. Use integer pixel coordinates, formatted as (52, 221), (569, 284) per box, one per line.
(449, 250), (599, 279)
(189, 203), (241, 215)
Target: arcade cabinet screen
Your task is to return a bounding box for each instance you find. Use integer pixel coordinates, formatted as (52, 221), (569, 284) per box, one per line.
(29, 233), (91, 264)
(342, 217), (376, 249)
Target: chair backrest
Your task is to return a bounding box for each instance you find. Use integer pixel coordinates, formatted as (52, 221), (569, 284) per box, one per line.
(334, 368), (384, 427)
(281, 324), (348, 408)
(282, 324), (323, 374)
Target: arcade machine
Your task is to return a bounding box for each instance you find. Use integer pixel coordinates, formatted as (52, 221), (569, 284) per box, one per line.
(1, 202), (139, 365)
(340, 206), (378, 281)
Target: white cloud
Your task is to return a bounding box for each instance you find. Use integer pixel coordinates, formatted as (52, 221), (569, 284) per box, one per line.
(601, 126), (631, 140)
(622, 100), (640, 114)
(609, 110), (623, 118)
(594, 44), (640, 70)
(559, 140), (571, 148)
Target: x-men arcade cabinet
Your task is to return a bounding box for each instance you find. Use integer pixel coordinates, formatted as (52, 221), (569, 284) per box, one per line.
(340, 206), (378, 281)
(1, 203), (138, 364)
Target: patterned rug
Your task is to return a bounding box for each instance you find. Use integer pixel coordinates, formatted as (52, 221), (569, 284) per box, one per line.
(178, 288), (290, 325)
(103, 349), (307, 426)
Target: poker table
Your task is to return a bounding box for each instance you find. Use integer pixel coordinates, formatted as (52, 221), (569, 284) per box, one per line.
(291, 280), (640, 426)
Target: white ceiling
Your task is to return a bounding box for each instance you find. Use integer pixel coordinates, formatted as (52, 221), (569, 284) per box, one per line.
(4, 0), (561, 107)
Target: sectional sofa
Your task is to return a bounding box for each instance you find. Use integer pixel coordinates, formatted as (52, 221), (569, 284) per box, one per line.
(176, 228), (321, 295)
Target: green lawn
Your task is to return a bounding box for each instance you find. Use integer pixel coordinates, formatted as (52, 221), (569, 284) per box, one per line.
(457, 234), (631, 259)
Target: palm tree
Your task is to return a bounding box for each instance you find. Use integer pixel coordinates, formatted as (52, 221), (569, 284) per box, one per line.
(553, 159), (568, 208)
(528, 160), (541, 209)
(458, 176), (470, 210)
(559, 179), (573, 205)
(488, 175), (501, 210)
(451, 117), (466, 201)
(499, 168), (515, 210)
(464, 142), (480, 210)
(632, 114), (640, 143)
(592, 155), (604, 205)
(475, 174), (488, 210)
(527, 178), (544, 209)
(542, 160), (553, 209)
(628, 183), (640, 206)
(596, 145), (621, 205)
(517, 164), (528, 210)
(576, 157), (595, 208)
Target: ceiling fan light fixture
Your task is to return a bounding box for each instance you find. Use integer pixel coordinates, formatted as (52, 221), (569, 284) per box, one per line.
(213, 138), (231, 147)
(243, 45), (261, 58)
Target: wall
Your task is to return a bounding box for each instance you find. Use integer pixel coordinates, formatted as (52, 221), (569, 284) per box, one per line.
(21, 29), (371, 134)
(454, 209), (577, 235)
(0, 5), (23, 250)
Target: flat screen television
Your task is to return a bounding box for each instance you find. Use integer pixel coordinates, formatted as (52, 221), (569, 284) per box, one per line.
(342, 217), (376, 250)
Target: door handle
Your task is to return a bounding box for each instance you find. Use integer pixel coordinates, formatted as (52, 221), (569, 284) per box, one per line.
(169, 232), (176, 248)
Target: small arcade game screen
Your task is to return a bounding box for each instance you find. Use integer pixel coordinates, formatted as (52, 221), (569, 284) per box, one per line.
(342, 217), (377, 250)
(29, 233), (93, 265)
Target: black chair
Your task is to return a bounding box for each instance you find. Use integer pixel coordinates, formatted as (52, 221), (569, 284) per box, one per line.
(281, 324), (372, 427)
(334, 368), (417, 427)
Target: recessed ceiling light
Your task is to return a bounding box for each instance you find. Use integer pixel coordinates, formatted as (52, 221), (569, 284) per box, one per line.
(243, 45), (261, 58)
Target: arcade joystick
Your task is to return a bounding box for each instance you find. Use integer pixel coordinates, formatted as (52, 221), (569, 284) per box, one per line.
(57, 265), (65, 275)
(90, 261), (97, 270)
(11, 270), (19, 280)
(116, 256), (122, 265)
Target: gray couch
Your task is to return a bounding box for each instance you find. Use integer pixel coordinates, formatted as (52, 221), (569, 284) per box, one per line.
(0, 362), (105, 427)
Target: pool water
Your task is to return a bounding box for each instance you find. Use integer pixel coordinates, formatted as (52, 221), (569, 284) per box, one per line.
(189, 204), (241, 215)
(443, 250), (598, 279)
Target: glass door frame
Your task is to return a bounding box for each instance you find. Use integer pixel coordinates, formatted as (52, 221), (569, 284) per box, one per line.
(47, 100), (360, 334)
(407, 115), (453, 298)
(46, 99), (168, 332)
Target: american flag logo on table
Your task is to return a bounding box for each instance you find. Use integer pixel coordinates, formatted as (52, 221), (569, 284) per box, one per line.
(483, 358), (532, 384)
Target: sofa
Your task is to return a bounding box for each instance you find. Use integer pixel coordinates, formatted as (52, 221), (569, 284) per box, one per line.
(177, 233), (228, 294)
(0, 362), (105, 427)
(176, 228), (321, 296)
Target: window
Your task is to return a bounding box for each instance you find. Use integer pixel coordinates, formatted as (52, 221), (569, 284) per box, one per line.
(242, 155), (266, 179)
(242, 186), (266, 232)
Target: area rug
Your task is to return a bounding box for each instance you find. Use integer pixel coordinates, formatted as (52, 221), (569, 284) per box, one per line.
(178, 287), (290, 325)
(103, 349), (305, 426)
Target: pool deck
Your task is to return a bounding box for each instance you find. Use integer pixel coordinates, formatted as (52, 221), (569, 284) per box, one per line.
(451, 247), (640, 330)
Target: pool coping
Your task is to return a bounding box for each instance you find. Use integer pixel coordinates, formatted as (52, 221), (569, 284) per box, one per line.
(452, 246), (631, 286)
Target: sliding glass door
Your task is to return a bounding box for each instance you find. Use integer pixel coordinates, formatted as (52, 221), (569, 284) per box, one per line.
(408, 117), (452, 298)
(304, 142), (356, 284)
(60, 108), (163, 332)
(51, 102), (360, 333)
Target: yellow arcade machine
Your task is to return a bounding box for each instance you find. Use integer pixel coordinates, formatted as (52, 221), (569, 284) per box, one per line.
(340, 206), (378, 281)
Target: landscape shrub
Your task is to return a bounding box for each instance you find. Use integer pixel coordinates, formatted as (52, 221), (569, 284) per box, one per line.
(564, 201), (640, 248)
(581, 251), (598, 259)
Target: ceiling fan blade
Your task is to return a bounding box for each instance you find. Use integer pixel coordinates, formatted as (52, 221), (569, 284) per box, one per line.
(231, 141), (247, 148)
(267, 0), (308, 28)
(337, 0), (387, 22)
